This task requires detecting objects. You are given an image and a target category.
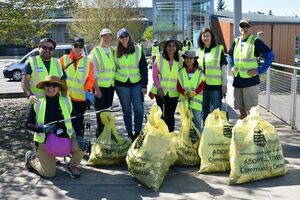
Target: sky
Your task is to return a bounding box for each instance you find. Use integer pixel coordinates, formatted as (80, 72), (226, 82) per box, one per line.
(139, 0), (300, 17)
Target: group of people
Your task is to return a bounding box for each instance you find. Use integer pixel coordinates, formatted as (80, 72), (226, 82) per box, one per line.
(23, 18), (274, 179)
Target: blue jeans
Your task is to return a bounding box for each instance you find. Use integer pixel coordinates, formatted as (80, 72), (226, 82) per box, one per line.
(115, 84), (144, 133)
(192, 109), (202, 133)
(202, 89), (222, 123)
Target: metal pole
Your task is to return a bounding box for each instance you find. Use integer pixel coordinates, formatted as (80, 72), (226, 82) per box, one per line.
(266, 67), (271, 111)
(233, 0), (242, 38)
(290, 68), (297, 129)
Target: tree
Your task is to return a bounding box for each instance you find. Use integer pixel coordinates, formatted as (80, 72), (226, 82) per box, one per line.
(68, 0), (144, 47)
(217, 0), (226, 11)
(142, 26), (153, 41)
(0, 0), (78, 47)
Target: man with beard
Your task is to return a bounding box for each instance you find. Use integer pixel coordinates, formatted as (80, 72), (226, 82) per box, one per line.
(22, 38), (67, 104)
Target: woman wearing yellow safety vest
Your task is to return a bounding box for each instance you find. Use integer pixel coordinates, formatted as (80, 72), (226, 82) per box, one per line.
(149, 38), (183, 132)
(177, 50), (205, 132)
(114, 28), (148, 141)
(197, 28), (228, 123)
(89, 29), (116, 138)
(25, 76), (86, 179)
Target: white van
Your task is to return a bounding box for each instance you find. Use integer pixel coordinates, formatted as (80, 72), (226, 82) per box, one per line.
(3, 45), (88, 81)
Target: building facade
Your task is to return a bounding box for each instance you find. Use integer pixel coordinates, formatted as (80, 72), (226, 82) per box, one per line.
(153, 0), (212, 48)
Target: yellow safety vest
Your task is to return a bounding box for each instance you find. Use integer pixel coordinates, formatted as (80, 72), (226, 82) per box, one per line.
(150, 55), (182, 97)
(90, 46), (116, 87)
(197, 45), (223, 85)
(178, 67), (205, 111)
(115, 45), (142, 83)
(151, 45), (159, 57)
(29, 55), (63, 98)
(33, 96), (74, 143)
(233, 35), (258, 78)
(62, 55), (90, 101)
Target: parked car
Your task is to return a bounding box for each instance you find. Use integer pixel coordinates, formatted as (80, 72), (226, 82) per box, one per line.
(2, 45), (87, 81)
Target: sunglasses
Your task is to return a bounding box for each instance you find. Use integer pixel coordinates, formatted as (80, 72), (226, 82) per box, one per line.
(41, 46), (55, 51)
(240, 24), (250, 29)
(44, 82), (60, 88)
(73, 43), (84, 49)
(119, 34), (129, 39)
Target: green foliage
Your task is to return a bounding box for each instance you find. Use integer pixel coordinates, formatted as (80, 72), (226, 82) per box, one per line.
(142, 26), (153, 41)
(68, 0), (144, 47)
(0, 0), (78, 47)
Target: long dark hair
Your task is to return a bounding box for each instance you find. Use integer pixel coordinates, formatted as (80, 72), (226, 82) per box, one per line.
(197, 27), (217, 50)
(161, 41), (180, 62)
(116, 36), (135, 58)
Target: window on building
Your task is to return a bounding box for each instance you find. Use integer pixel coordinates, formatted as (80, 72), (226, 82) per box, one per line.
(64, 32), (73, 43)
(295, 36), (300, 66)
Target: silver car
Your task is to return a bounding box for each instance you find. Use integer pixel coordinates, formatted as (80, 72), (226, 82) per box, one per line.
(3, 45), (87, 81)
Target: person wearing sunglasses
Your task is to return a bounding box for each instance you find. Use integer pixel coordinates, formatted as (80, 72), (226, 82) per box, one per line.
(89, 28), (116, 138)
(114, 28), (148, 141)
(228, 18), (275, 119)
(22, 38), (67, 104)
(59, 37), (96, 141)
(25, 75), (85, 178)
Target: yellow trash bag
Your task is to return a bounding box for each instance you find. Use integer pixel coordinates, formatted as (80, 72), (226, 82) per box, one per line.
(174, 102), (201, 166)
(199, 108), (232, 173)
(229, 106), (287, 184)
(126, 104), (177, 191)
(87, 112), (131, 166)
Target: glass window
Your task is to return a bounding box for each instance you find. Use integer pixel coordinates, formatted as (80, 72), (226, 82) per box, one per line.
(295, 36), (300, 65)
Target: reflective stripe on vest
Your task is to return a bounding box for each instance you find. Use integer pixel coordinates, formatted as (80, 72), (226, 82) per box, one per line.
(198, 45), (223, 85)
(92, 47), (116, 87)
(178, 68), (204, 111)
(33, 96), (74, 143)
(115, 45), (142, 83)
(150, 55), (182, 97)
(233, 35), (258, 78)
(63, 55), (89, 100)
(151, 45), (159, 56)
(29, 56), (63, 98)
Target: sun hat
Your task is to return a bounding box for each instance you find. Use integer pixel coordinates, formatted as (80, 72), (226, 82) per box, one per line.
(159, 38), (183, 51)
(99, 28), (113, 37)
(117, 28), (130, 38)
(36, 75), (67, 91)
(182, 50), (199, 59)
(239, 18), (252, 27)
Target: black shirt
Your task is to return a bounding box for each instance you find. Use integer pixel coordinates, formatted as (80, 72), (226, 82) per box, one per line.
(115, 51), (148, 88)
(228, 36), (271, 88)
(200, 47), (228, 91)
(26, 95), (82, 138)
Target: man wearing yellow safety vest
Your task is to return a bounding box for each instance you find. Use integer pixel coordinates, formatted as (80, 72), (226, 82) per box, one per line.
(177, 50), (205, 132)
(22, 38), (67, 104)
(89, 28), (116, 138)
(60, 38), (95, 137)
(228, 19), (275, 119)
(182, 37), (193, 53)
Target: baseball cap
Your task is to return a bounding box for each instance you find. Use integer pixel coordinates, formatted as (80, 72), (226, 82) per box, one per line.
(99, 28), (113, 37)
(117, 28), (129, 38)
(72, 37), (84, 45)
(239, 18), (252, 27)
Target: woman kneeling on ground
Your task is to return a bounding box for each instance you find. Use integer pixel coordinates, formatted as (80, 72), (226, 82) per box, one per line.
(25, 75), (87, 178)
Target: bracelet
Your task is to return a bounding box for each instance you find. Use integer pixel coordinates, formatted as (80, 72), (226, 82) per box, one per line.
(27, 94), (31, 99)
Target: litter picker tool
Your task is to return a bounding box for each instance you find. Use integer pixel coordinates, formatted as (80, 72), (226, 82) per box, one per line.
(224, 94), (229, 120)
(44, 104), (119, 126)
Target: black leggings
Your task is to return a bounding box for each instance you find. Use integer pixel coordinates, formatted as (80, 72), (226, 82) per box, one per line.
(155, 94), (178, 132)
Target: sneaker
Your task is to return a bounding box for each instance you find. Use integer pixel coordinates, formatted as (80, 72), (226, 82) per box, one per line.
(25, 150), (34, 171)
(66, 165), (81, 178)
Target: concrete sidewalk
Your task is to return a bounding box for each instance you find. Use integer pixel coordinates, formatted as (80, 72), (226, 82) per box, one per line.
(1, 105), (300, 200)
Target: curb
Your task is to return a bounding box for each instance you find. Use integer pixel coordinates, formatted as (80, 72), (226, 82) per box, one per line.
(0, 92), (26, 99)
